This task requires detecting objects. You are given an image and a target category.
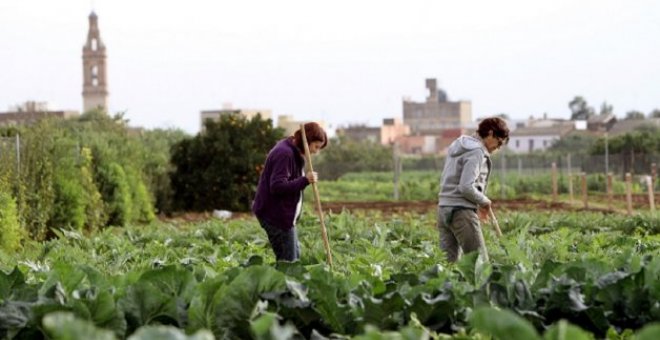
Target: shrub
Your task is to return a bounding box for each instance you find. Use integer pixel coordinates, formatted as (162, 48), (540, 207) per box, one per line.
(50, 176), (86, 231)
(98, 162), (133, 226)
(0, 184), (23, 251)
(170, 114), (283, 211)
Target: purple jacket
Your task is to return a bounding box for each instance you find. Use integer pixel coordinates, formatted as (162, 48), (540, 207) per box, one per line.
(252, 138), (309, 230)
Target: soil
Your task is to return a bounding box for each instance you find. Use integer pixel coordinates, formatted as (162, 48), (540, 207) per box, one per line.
(160, 194), (658, 223)
(321, 198), (616, 215)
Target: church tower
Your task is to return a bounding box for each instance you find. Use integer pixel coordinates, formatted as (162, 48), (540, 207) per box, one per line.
(82, 11), (108, 112)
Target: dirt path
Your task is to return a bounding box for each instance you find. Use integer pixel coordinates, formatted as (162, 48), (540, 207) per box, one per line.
(321, 198), (617, 214)
(162, 195), (653, 223)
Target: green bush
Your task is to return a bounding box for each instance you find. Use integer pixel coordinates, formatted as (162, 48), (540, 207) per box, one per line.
(0, 185), (22, 251)
(170, 114), (283, 211)
(79, 147), (106, 231)
(50, 176), (86, 231)
(314, 137), (393, 180)
(18, 120), (56, 239)
(98, 162), (133, 226)
(126, 167), (155, 223)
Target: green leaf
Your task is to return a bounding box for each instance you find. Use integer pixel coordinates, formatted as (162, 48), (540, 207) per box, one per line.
(212, 265), (287, 339)
(543, 320), (594, 340)
(39, 263), (87, 299)
(0, 267), (37, 302)
(470, 307), (541, 340)
(120, 265), (195, 333)
(42, 311), (116, 340)
(0, 301), (31, 330)
(127, 325), (214, 340)
(634, 323), (660, 340)
(455, 252), (479, 285)
(71, 287), (127, 338)
(249, 312), (299, 340)
(187, 277), (225, 332)
(303, 264), (354, 334)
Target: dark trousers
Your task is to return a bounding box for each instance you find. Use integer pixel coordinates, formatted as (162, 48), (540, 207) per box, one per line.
(437, 206), (485, 262)
(258, 219), (300, 262)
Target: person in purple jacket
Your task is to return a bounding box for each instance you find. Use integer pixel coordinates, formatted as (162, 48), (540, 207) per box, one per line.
(252, 122), (328, 261)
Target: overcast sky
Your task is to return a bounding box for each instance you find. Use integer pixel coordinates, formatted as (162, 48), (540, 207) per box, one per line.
(1, 0), (659, 134)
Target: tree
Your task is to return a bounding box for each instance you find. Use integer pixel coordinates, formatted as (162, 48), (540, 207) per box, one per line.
(0, 176), (23, 251)
(625, 110), (645, 120)
(314, 136), (393, 180)
(599, 102), (613, 116)
(569, 96), (594, 120)
(170, 114), (284, 212)
(548, 134), (597, 154)
(649, 109), (660, 118)
(139, 128), (188, 214)
(590, 127), (660, 154)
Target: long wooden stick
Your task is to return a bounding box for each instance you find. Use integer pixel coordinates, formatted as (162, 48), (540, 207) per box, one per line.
(489, 207), (503, 238)
(300, 124), (333, 267)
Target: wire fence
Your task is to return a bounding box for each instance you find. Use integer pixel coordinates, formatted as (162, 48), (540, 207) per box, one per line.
(396, 151), (659, 179)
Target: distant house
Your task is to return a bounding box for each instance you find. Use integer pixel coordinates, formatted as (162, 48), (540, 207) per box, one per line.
(607, 118), (660, 136)
(200, 104), (272, 131)
(0, 101), (79, 127)
(402, 78), (471, 135)
(508, 125), (574, 153)
(277, 115), (328, 137)
(396, 135), (438, 154)
(380, 118), (410, 145)
(335, 124), (381, 144)
(587, 114), (617, 132)
(336, 118), (409, 145)
(436, 128), (467, 155)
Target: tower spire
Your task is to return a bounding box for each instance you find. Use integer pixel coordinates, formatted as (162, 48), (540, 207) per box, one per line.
(82, 11), (108, 113)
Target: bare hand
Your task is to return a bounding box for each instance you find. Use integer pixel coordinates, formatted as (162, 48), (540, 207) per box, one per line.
(306, 171), (318, 184)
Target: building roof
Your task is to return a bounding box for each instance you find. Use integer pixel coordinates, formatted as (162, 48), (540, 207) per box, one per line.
(608, 118), (660, 136)
(510, 125), (574, 137)
(587, 113), (616, 124)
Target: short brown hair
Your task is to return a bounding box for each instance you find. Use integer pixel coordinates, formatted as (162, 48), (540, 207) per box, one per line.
(292, 122), (328, 151)
(477, 117), (510, 143)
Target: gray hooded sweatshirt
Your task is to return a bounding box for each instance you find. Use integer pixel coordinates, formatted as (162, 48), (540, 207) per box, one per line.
(438, 135), (492, 209)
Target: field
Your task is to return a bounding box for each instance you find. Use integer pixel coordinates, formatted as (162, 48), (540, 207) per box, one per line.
(1, 199), (660, 339)
(1, 169), (660, 339)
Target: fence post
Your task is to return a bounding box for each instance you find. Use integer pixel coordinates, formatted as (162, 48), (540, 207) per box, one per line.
(500, 151), (506, 199)
(604, 132), (609, 175)
(551, 162), (558, 202)
(607, 173), (613, 211)
(15, 134), (20, 176)
(567, 154), (573, 202)
(647, 176), (656, 213)
(652, 163), (657, 191)
(625, 172), (633, 215)
(393, 142), (400, 201)
(581, 172), (588, 209)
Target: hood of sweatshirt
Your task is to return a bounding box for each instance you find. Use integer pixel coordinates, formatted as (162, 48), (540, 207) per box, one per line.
(448, 135), (489, 157)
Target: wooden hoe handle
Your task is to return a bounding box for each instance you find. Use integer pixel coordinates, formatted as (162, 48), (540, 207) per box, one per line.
(489, 207), (503, 238)
(300, 124), (333, 267)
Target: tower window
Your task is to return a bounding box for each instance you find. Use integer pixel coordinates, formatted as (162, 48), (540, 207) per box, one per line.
(92, 38), (97, 51)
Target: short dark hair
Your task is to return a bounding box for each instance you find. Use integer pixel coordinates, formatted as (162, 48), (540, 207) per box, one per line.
(477, 117), (510, 143)
(292, 122), (328, 151)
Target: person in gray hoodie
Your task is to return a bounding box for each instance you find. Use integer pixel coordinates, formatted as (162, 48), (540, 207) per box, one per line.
(438, 117), (509, 262)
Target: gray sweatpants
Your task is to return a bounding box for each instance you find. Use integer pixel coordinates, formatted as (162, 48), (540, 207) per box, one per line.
(437, 206), (485, 262)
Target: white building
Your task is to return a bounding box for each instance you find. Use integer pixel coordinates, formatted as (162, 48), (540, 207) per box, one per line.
(508, 125), (574, 153)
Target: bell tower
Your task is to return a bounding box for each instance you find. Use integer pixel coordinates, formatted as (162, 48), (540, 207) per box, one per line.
(82, 11), (108, 112)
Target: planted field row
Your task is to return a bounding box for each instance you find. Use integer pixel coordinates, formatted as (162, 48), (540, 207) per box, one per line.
(1, 210), (659, 339)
